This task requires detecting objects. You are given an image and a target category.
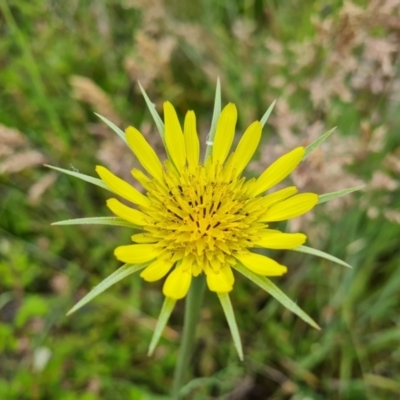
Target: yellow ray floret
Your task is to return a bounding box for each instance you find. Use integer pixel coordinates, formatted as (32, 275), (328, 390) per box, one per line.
(114, 244), (161, 264)
(252, 147), (305, 196)
(230, 120), (262, 178)
(184, 110), (199, 167)
(96, 166), (149, 207)
(131, 233), (157, 243)
(163, 265), (192, 299)
(164, 102), (186, 171)
(260, 186), (298, 208)
(140, 258), (175, 282)
(107, 198), (147, 226)
(125, 126), (164, 181)
(221, 265), (235, 287)
(235, 252), (288, 276)
(213, 103), (238, 165)
(131, 168), (152, 190)
(260, 193), (318, 222)
(255, 230), (306, 249)
(205, 267), (233, 293)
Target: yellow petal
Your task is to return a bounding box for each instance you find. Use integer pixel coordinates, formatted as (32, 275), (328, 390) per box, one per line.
(96, 166), (149, 207)
(256, 230), (306, 249)
(206, 268), (233, 293)
(179, 254), (194, 271)
(260, 186), (298, 208)
(164, 102), (186, 172)
(231, 121), (262, 177)
(162, 265), (192, 300)
(114, 244), (160, 264)
(131, 233), (157, 243)
(235, 252), (287, 276)
(131, 168), (151, 189)
(252, 147), (305, 196)
(242, 187), (297, 215)
(125, 126), (164, 181)
(140, 258), (174, 282)
(221, 265), (235, 287)
(184, 110), (199, 166)
(213, 103), (237, 165)
(107, 198), (147, 226)
(261, 193), (318, 222)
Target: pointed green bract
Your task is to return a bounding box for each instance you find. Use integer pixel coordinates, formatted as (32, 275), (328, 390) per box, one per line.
(292, 245), (352, 268)
(94, 113), (127, 144)
(205, 78), (221, 159)
(318, 185), (364, 204)
(66, 263), (148, 316)
(217, 293), (243, 361)
(148, 297), (176, 356)
(303, 127), (336, 159)
(52, 216), (139, 229)
(138, 82), (165, 143)
(45, 165), (108, 191)
(233, 263), (320, 330)
(260, 100), (276, 127)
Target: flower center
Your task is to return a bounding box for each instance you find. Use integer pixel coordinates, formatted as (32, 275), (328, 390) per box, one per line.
(142, 159), (265, 273)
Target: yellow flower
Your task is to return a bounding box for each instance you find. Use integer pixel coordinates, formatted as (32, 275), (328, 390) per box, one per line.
(51, 86), (358, 360)
(95, 101), (318, 300)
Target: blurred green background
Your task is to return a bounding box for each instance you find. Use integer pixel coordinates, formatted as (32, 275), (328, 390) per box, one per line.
(1, 0), (400, 399)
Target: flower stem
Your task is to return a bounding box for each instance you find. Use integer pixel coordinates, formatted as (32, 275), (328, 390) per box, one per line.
(172, 275), (206, 399)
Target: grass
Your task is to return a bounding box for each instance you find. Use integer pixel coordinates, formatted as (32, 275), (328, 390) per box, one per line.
(1, 0), (400, 399)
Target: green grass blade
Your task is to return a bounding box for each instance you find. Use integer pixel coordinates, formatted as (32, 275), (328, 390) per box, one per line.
(260, 100), (276, 127)
(233, 263), (320, 330)
(138, 82), (165, 143)
(0, 0), (68, 144)
(45, 165), (108, 191)
(95, 113), (127, 144)
(148, 297), (176, 356)
(52, 216), (139, 229)
(303, 127), (336, 158)
(67, 263), (148, 316)
(364, 374), (400, 395)
(292, 245), (352, 268)
(318, 185), (364, 204)
(217, 293), (243, 360)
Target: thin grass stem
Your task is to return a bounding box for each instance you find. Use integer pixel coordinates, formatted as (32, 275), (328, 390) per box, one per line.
(0, 0), (68, 144)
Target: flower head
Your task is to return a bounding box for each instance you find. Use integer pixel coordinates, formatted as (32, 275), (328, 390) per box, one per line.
(96, 101), (318, 300)
(51, 84), (358, 359)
